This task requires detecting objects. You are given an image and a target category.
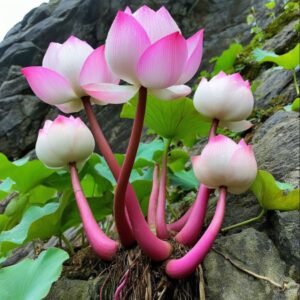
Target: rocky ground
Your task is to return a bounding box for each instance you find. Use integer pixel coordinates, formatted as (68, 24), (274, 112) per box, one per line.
(0, 0), (299, 299)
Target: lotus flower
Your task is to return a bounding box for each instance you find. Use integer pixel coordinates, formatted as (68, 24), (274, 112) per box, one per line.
(36, 115), (95, 169)
(193, 72), (254, 132)
(84, 6), (204, 101)
(21, 36), (134, 113)
(192, 135), (257, 194)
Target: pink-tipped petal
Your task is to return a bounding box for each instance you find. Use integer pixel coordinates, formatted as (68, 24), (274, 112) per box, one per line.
(53, 36), (93, 94)
(219, 120), (253, 132)
(230, 73), (251, 89)
(124, 6), (132, 14)
(79, 45), (120, 86)
(227, 146), (257, 194)
(82, 83), (139, 104)
(105, 11), (151, 84)
(133, 6), (180, 43)
(42, 42), (62, 69)
(136, 32), (188, 89)
(177, 29), (204, 84)
(56, 99), (83, 113)
(22, 67), (78, 105)
(150, 85), (191, 100)
(191, 155), (201, 172)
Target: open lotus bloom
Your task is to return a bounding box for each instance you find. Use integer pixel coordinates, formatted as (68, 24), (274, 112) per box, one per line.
(21, 36), (127, 113)
(84, 6), (204, 102)
(192, 135), (257, 194)
(193, 72), (254, 132)
(36, 115), (95, 169)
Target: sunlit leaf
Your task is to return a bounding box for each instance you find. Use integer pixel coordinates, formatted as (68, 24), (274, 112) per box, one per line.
(0, 247), (69, 300)
(251, 170), (300, 211)
(0, 153), (54, 193)
(121, 95), (210, 146)
(253, 44), (300, 70)
(291, 97), (300, 111)
(212, 43), (243, 75)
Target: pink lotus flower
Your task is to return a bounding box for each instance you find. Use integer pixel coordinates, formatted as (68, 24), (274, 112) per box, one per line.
(193, 72), (254, 132)
(21, 36), (135, 113)
(84, 6), (204, 101)
(192, 135), (257, 194)
(36, 115), (95, 169)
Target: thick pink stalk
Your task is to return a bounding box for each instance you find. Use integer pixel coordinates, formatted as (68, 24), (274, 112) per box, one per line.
(156, 144), (169, 239)
(175, 185), (211, 246)
(147, 164), (159, 231)
(69, 163), (118, 261)
(82, 96), (135, 247)
(114, 87), (172, 261)
(166, 187), (226, 278)
(166, 203), (194, 232)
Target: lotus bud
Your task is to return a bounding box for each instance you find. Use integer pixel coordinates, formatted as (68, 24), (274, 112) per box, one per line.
(193, 72), (254, 132)
(36, 115), (95, 169)
(192, 135), (257, 194)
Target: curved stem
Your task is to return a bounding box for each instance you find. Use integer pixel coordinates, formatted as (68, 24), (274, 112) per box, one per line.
(147, 164), (159, 232)
(166, 204), (194, 232)
(221, 208), (267, 232)
(114, 87), (171, 261)
(114, 269), (130, 300)
(166, 187), (226, 279)
(69, 163), (118, 261)
(82, 96), (134, 247)
(175, 185), (211, 246)
(60, 233), (75, 255)
(156, 139), (171, 239)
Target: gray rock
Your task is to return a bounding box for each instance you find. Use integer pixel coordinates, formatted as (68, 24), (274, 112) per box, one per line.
(45, 277), (98, 300)
(253, 111), (299, 183)
(268, 211), (300, 280)
(203, 228), (299, 300)
(253, 68), (298, 109)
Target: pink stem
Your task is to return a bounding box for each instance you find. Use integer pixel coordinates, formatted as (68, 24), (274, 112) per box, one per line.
(175, 185), (211, 246)
(209, 118), (219, 140)
(114, 269), (130, 300)
(166, 187), (226, 279)
(69, 163), (118, 261)
(156, 143), (169, 239)
(114, 87), (171, 261)
(166, 203), (194, 232)
(147, 164), (159, 231)
(82, 96), (135, 247)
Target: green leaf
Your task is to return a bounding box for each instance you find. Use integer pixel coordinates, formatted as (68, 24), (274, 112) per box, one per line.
(0, 153), (54, 193)
(253, 44), (300, 70)
(251, 170), (300, 211)
(212, 43), (243, 75)
(0, 247), (69, 300)
(28, 185), (57, 205)
(0, 192), (71, 257)
(265, 1), (276, 10)
(0, 203), (59, 256)
(169, 169), (199, 190)
(168, 149), (190, 172)
(0, 178), (15, 200)
(291, 97), (300, 111)
(121, 95), (210, 146)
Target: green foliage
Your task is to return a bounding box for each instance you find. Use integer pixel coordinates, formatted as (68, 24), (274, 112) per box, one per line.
(253, 43), (300, 70)
(284, 98), (300, 112)
(121, 95), (210, 147)
(251, 170), (300, 211)
(168, 149), (190, 172)
(169, 169), (199, 191)
(0, 248), (69, 300)
(265, 1), (276, 10)
(211, 43), (243, 75)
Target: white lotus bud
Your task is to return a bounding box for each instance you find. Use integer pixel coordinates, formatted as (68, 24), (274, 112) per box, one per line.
(36, 115), (95, 169)
(192, 135), (257, 194)
(193, 72), (254, 132)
